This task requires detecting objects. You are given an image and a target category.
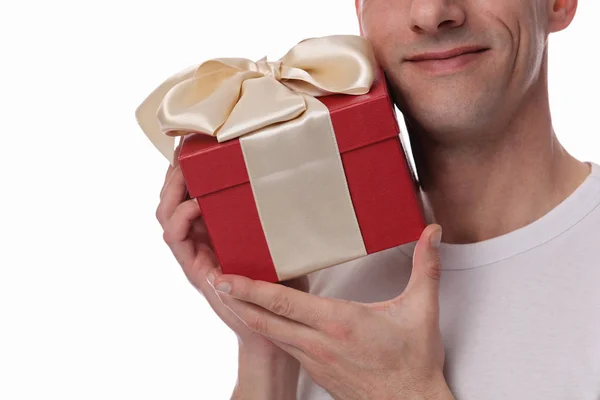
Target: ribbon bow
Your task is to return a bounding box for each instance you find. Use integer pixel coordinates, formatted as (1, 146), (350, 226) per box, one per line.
(135, 35), (377, 165)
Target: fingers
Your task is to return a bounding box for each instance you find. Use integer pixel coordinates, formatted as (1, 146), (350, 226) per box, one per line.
(404, 224), (443, 302)
(193, 257), (238, 318)
(182, 242), (220, 293)
(212, 274), (335, 330)
(156, 166), (188, 227)
(162, 198), (205, 270)
(160, 165), (175, 199)
(213, 285), (322, 349)
(269, 337), (311, 365)
(162, 199), (203, 244)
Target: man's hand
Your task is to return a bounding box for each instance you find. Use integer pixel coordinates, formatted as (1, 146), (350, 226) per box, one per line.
(209, 225), (454, 400)
(156, 145), (306, 399)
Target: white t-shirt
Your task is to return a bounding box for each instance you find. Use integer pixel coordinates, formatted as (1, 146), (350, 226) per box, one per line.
(298, 162), (600, 400)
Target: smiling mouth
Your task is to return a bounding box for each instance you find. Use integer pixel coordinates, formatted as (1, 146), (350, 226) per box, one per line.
(405, 46), (489, 74)
(406, 46), (489, 62)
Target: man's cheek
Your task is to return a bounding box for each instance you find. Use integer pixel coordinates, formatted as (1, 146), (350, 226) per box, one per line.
(361, 0), (406, 36)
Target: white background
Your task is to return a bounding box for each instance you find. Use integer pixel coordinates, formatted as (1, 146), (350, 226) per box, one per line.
(1, 1), (598, 399)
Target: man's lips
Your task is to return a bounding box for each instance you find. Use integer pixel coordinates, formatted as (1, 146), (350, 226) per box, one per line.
(404, 46), (489, 74)
(405, 46), (489, 62)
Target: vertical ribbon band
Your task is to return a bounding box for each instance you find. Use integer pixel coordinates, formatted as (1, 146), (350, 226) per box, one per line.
(240, 94), (367, 280)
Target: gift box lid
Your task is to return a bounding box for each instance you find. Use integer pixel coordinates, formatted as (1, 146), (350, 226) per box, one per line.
(178, 74), (401, 198)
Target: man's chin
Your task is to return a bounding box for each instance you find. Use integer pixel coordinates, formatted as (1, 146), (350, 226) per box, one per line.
(408, 106), (468, 129)
(405, 109), (484, 142)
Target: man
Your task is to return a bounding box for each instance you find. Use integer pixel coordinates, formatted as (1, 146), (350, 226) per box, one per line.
(156, 0), (600, 398)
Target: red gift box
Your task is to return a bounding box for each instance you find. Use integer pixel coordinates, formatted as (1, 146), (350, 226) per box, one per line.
(178, 74), (425, 283)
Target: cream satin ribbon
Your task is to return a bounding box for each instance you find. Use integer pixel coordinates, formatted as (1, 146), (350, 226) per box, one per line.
(136, 35), (377, 280)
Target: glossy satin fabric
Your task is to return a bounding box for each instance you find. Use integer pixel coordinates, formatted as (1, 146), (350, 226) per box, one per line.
(135, 35), (377, 280)
(135, 35), (376, 165)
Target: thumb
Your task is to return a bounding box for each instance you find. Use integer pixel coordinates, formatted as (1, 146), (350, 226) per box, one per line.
(404, 224), (443, 301)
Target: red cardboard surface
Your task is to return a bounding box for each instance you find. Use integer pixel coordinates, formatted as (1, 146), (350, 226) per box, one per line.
(178, 76), (425, 282)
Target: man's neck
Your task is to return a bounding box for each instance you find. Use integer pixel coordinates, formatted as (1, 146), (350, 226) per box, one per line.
(407, 72), (591, 245)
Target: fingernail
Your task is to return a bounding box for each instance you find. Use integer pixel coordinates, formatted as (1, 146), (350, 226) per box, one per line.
(206, 273), (215, 286)
(215, 281), (231, 294)
(430, 227), (442, 249)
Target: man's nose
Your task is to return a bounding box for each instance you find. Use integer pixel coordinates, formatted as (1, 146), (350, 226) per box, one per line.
(410, 0), (465, 34)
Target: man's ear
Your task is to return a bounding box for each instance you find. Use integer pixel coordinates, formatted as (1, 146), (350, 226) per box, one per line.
(548, 0), (578, 33)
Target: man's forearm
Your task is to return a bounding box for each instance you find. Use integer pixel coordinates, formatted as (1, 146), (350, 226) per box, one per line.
(231, 345), (300, 400)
